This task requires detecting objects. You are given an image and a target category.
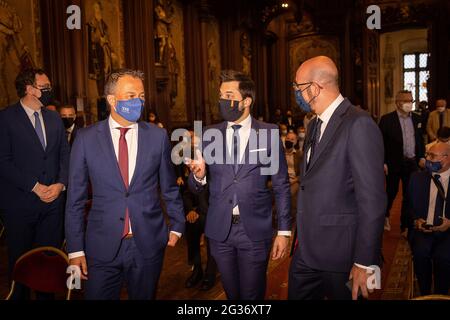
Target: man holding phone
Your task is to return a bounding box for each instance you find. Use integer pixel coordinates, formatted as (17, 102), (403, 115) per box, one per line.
(408, 142), (450, 295)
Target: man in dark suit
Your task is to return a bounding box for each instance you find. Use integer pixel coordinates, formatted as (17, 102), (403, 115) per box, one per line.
(408, 142), (450, 295)
(0, 68), (70, 299)
(288, 56), (386, 300)
(59, 104), (79, 147)
(379, 90), (425, 234)
(65, 69), (185, 300)
(187, 70), (291, 300)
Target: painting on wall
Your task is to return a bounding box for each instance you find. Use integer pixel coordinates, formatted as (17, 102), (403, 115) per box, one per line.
(154, 0), (187, 123)
(0, 0), (41, 108)
(289, 35), (340, 110)
(84, 0), (125, 121)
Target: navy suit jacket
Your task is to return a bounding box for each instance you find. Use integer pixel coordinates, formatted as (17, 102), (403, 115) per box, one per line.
(408, 171), (450, 223)
(297, 98), (386, 272)
(188, 117), (291, 242)
(65, 119), (185, 262)
(0, 102), (69, 212)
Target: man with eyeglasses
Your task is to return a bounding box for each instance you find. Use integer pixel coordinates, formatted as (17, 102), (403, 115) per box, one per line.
(408, 142), (450, 295)
(379, 90), (426, 234)
(0, 68), (70, 299)
(288, 56), (386, 300)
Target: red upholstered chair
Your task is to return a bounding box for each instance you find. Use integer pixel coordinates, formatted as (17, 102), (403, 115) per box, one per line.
(5, 247), (72, 300)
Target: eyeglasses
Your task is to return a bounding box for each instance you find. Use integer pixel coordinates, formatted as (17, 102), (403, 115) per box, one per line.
(425, 152), (448, 160)
(292, 81), (323, 91)
(34, 85), (52, 91)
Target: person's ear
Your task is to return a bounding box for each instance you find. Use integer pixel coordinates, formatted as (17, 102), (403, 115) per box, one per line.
(243, 97), (252, 109)
(106, 95), (117, 110)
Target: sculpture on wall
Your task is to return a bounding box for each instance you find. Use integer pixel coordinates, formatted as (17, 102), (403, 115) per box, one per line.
(87, 1), (115, 96)
(383, 36), (395, 100)
(167, 36), (179, 106)
(154, 0), (174, 64)
(240, 31), (252, 75)
(0, 0), (34, 107)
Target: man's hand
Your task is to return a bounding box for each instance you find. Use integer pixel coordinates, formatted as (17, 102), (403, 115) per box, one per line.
(186, 211), (199, 223)
(383, 164), (388, 176)
(33, 182), (49, 199)
(167, 232), (180, 247)
(40, 183), (64, 203)
(271, 235), (289, 260)
(176, 177), (184, 186)
(185, 149), (206, 180)
(69, 256), (88, 280)
(349, 265), (372, 300)
(431, 217), (450, 232)
(415, 218), (433, 233)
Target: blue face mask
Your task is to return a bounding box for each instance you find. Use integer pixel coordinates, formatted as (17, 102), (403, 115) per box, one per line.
(115, 98), (144, 122)
(295, 89), (312, 113)
(425, 159), (443, 173)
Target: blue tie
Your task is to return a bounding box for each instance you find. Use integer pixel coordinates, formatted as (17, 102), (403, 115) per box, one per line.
(231, 124), (241, 208)
(33, 111), (46, 149)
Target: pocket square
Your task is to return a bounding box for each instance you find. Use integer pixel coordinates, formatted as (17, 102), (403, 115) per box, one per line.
(249, 148), (267, 152)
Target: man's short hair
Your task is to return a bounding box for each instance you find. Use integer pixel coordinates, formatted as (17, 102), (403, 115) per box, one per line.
(396, 90), (412, 99)
(59, 104), (76, 112)
(104, 68), (144, 96)
(437, 126), (450, 140)
(220, 70), (255, 106)
(15, 68), (47, 98)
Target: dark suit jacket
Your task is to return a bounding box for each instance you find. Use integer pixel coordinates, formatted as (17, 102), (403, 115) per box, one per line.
(408, 171), (450, 223)
(189, 117), (291, 242)
(68, 125), (79, 147)
(297, 98), (386, 272)
(378, 111), (425, 173)
(0, 102), (69, 212)
(65, 120), (185, 262)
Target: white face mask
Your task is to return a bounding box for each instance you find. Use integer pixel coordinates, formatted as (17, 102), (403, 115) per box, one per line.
(437, 107), (446, 113)
(402, 103), (413, 113)
(298, 132), (306, 139)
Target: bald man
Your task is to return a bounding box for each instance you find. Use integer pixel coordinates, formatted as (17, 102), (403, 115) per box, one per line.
(288, 56), (386, 300)
(408, 142), (450, 295)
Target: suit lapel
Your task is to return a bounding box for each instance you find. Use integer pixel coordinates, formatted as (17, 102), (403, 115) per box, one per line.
(97, 120), (126, 191)
(15, 104), (46, 153)
(305, 100), (350, 175)
(129, 122), (147, 189)
(219, 121), (235, 177)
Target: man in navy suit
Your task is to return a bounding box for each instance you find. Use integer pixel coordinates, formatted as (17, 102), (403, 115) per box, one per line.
(187, 70), (291, 300)
(0, 68), (70, 299)
(65, 69), (185, 300)
(408, 142), (450, 295)
(288, 56), (386, 300)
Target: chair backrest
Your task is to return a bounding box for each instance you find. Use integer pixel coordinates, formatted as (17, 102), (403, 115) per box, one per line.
(12, 246), (69, 294)
(411, 294), (450, 300)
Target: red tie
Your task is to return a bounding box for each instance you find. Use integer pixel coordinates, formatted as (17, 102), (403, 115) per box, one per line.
(118, 127), (130, 238)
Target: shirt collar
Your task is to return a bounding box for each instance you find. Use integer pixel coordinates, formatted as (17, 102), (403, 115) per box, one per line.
(433, 167), (450, 180)
(396, 110), (411, 119)
(317, 94), (344, 125)
(227, 114), (252, 130)
(67, 123), (75, 133)
(20, 100), (42, 118)
(109, 115), (137, 131)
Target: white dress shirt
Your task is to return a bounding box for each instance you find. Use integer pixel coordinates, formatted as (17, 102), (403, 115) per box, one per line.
(196, 114), (290, 236)
(426, 168), (450, 225)
(66, 123), (75, 143)
(306, 94), (344, 163)
(21, 101), (47, 147)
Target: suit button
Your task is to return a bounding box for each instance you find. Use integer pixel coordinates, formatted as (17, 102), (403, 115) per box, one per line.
(43, 156), (47, 160)
(229, 200), (232, 204)
(301, 186), (305, 191)
(125, 192), (129, 197)
(119, 217), (124, 221)
(233, 179), (237, 183)
(42, 171), (46, 175)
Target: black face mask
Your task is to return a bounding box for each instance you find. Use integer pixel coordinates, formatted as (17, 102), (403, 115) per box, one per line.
(38, 88), (53, 107)
(284, 141), (294, 149)
(62, 117), (75, 129)
(219, 98), (244, 122)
